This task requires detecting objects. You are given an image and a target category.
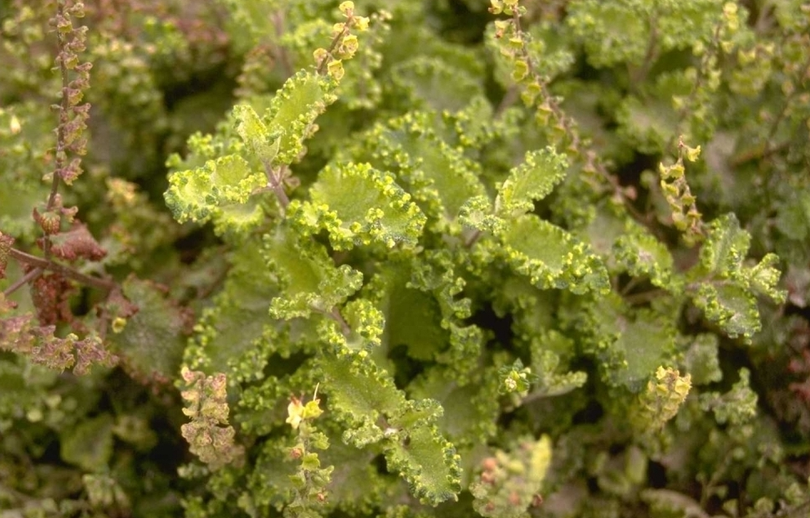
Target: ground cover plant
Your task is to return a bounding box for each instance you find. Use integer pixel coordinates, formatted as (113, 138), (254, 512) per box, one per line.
(1, 0), (810, 516)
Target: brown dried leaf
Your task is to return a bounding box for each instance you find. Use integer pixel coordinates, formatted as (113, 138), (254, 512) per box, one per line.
(41, 223), (106, 262)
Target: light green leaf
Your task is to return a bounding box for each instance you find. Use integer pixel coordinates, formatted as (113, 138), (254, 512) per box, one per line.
(608, 313), (677, 391)
(614, 227), (681, 292)
(501, 215), (610, 295)
(264, 226), (364, 321)
(233, 104), (281, 163)
(263, 70), (336, 165)
(693, 282), (761, 341)
(164, 154), (265, 231)
(384, 425), (461, 506)
(495, 147), (568, 218)
(292, 162), (426, 250)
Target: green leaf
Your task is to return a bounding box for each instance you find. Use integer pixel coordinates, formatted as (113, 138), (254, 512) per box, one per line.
(291, 162), (426, 250)
(389, 56), (484, 113)
(692, 282), (761, 341)
(320, 354), (460, 504)
(183, 241), (280, 379)
(697, 213), (751, 277)
(61, 414), (115, 471)
(263, 225), (364, 321)
(108, 277), (188, 382)
(408, 367), (500, 446)
(501, 215), (610, 295)
(682, 333), (723, 386)
(614, 226), (681, 293)
(320, 355), (405, 446)
(699, 368), (758, 425)
(164, 153), (266, 231)
(373, 265), (448, 362)
(233, 104), (281, 163)
(608, 313), (677, 391)
(254, 70), (336, 166)
(495, 147), (568, 218)
(355, 111), (488, 231)
(689, 214), (786, 341)
(384, 424), (462, 506)
(529, 331), (588, 398)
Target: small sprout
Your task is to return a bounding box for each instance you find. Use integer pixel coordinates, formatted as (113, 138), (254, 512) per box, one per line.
(313, 47), (329, 65)
(327, 59), (344, 81)
(354, 16), (369, 31)
(286, 397), (305, 429)
(112, 317), (127, 333)
(512, 59), (529, 81)
(684, 144), (701, 162)
(286, 385), (323, 429)
(339, 1), (354, 17)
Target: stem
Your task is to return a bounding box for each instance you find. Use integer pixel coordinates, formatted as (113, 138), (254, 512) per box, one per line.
(2, 267), (43, 297)
(271, 11), (294, 78)
(463, 228), (483, 248)
(45, 1), (74, 259)
(505, 7), (656, 236)
(628, 14), (658, 89)
(8, 248), (116, 292)
(729, 140), (790, 167)
(264, 161), (290, 210)
(494, 85), (520, 119)
(330, 307), (351, 337)
(316, 16), (352, 76)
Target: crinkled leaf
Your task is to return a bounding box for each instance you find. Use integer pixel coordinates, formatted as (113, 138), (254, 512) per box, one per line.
(389, 56), (484, 113)
(608, 314), (677, 391)
(683, 333), (723, 386)
(233, 104), (281, 162)
(495, 147), (568, 218)
(321, 355), (405, 445)
(164, 154), (265, 228)
(359, 111), (487, 229)
(698, 213), (751, 277)
(264, 70), (335, 165)
(530, 331), (587, 398)
(501, 215), (610, 295)
(108, 277), (189, 382)
(183, 241), (280, 378)
(264, 226), (363, 320)
(699, 368), (758, 426)
(292, 162), (426, 250)
(689, 214), (786, 341)
(384, 425), (461, 506)
(693, 282), (761, 341)
(614, 229), (681, 292)
(321, 354), (459, 503)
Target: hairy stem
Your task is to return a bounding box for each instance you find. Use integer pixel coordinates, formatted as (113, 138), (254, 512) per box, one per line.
(8, 248), (115, 292)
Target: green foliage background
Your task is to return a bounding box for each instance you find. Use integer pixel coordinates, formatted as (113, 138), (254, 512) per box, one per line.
(2, 0), (810, 517)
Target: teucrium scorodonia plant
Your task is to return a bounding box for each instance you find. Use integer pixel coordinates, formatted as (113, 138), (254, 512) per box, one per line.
(2, 0), (810, 516)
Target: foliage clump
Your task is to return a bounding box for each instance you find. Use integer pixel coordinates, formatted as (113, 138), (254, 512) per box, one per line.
(2, 0), (810, 517)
